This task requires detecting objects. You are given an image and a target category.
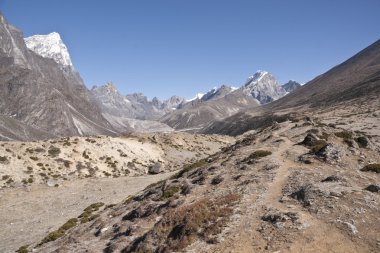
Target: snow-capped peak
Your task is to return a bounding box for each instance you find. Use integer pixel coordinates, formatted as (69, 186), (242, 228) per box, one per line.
(246, 70), (268, 83)
(187, 93), (204, 102)
(24, 32), (73, 67)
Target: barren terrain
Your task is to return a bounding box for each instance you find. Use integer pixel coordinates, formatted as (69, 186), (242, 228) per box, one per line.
(0, 132), (233, 188)
(24, 102), (379, 253)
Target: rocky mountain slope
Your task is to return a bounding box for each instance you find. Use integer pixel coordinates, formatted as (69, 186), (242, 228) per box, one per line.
(91, 83), (185, 120)
(91, 83), (184, 132)
(160, 71), (292, 131)
(160, 90), (260, 130)
(24, 108), (380, 253)
(240, 71), (287, 104)
(0, 14), (116, 139)
(203, 40), (380, 136)
(282, 80), (301, 93)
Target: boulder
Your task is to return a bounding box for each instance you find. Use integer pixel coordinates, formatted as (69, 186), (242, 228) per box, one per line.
(300, 133), (320, 147)
(316, 144), (344, 163)
(148, 162), (162, 174)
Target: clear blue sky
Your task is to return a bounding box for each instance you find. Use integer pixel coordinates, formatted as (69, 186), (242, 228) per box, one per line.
(1, 0), (379, 100)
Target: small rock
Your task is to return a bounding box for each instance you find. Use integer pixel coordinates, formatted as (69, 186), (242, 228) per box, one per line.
(365, 184), (380, 193)
(211, 175), (224, 185)
(239, 165), (249, 170)
(180, 183), (191, 195)
(345, 139), (359, 149)
(321, 175), (341, 182)
(356, 136), (373, 149)
(329, 191), (342, 197)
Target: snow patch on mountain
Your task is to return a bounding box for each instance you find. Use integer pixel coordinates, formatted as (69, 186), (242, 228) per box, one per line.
(24, 32), (73, 67)
(187, 93), (205, 102)
(240, 70), (287, 104)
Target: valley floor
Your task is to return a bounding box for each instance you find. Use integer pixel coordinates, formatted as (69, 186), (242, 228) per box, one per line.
(0, 172), (173, 253)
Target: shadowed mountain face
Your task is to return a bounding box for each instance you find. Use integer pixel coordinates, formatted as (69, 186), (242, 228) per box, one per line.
(282, 80), (301, 93)
(203, 40), (380, 136)
(0, 15), (116, 139)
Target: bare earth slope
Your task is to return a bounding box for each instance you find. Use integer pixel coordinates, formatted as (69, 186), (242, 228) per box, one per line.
(0, 132), (233, 253)
(26, 108), (379, 253)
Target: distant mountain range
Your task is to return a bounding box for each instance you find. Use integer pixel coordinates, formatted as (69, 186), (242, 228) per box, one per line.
(4, 12), (378, 141)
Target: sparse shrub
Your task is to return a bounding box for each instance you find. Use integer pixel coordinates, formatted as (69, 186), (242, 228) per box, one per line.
(82, 151), (90, 159)
(48, 146), (61, 157)
(171, 159), (206, 179)
(126, 194), (240, 252)
(5, 148), (11, 152)
(34, 148), (45, 153)
(335, 131), (353, 140)
(123, 195), (135, 205)
(40, 230), (65, 245)
(85, 138), (96, 143)
(361, 164), (380, 173)
(28, 178), (33, 183)
(30, 156), (39, 161)
(248, 150), (272, 159)
(16, 245), (29, 253)
(60, 218), (78, 231)
(63, 160), (72, 168)
(160, 185), (180, 200)
(39, 218), (78, 246)
(0, 156), (9, 163)
(103, 171), (112, 177)
(6, 178), (14, 184)
(2, 175), (10, 180)
(79, 202), (104, 223)
(318, 132), (329, 141)
(84, 202), (104, 212)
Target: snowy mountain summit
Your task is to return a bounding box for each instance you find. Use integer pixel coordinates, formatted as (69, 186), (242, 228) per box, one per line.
(25, 32), (73, 67)
(240, 70), (287, 104)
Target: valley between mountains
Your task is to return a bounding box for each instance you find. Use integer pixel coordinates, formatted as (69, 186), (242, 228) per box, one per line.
(0, 12), (379, 253)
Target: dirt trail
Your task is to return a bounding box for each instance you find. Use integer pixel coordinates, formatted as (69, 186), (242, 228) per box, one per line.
(263, 128), (363, 253)
(206, 123), (366, 253)
(0, 172), (174, 253)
